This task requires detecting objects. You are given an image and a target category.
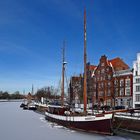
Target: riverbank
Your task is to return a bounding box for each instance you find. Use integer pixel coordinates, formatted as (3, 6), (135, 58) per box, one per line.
(0, 99), (23, 102)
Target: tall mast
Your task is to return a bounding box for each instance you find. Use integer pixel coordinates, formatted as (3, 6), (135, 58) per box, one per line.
(83, 9), (87, 113)
(61, 41), (66, 106)
(31, 84), (34, 95)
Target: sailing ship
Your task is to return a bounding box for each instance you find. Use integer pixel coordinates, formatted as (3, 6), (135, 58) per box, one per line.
(45, 9), (114, 135)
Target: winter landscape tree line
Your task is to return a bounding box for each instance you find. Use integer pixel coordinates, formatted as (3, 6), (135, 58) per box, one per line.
(0, 86), (60, 100)
(0, 91), (24, 99)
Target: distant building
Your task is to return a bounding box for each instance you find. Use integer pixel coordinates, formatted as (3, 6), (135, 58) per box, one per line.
(86, 63), (96, 103)
(26, 92), (34, 103)
(91, 55), (133, 108)
(133, 53), (140, 108)
(69, 64), (95, 105)
(69, 75), (83, 105)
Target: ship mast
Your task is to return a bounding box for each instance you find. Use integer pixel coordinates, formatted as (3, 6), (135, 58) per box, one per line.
(31, 84), (34, 95)
(61, 41), (66, 106)
(83, 9), (87, 113)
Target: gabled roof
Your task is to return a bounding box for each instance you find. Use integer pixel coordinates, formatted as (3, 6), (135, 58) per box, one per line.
(108, 57), (129, 71)
(89, 56), (130, 77)
(71, 76), (82, 81)
(87, 65), (97, 71)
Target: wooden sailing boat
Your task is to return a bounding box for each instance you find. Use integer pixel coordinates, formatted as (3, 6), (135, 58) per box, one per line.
(45, 9), (113, 135)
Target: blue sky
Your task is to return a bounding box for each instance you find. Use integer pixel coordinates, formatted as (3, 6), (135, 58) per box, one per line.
(0, 0), (140, 93)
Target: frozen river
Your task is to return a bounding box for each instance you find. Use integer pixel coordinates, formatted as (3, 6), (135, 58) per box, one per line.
(0, 102), (137, 140)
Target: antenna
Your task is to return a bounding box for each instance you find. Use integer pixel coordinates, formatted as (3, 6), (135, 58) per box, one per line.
(31, 84), (34, 95)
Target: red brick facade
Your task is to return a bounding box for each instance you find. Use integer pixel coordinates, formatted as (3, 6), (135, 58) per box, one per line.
(69, 55), (133, 108)
(92, 55), (133, 108)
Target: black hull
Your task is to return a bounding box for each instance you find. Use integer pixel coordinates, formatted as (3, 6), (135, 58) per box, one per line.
(23, 105), (28, 110)
(20, 103), (26, 108)
(45, 114), (113, 135)
(28, 107), (37, 111)
(114, 116), (140, 133)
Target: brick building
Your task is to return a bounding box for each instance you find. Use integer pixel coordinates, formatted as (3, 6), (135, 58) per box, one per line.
(69, 65), (95, 105)
(86, 63), (96, 102)
(92, 55), (133, 108)
(69, 55), (133, 108)
(69, 75), (83, 105)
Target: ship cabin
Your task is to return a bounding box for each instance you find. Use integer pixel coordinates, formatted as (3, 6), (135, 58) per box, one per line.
(47, 105), (70, 115)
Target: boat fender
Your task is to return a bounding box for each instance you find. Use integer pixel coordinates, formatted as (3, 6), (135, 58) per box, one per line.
(64, 111), (70, 115)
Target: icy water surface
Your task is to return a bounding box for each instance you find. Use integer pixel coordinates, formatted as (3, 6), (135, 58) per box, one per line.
(0, 102), (138, 140)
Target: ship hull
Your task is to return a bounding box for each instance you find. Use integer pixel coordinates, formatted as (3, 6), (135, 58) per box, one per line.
(114, 115), (140, 133)
(45, 112), (113, 135)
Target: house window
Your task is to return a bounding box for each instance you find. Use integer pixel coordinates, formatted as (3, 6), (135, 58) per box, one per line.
(100, 82), (104, 88)
(135, 94), (140, 102)
(93, 92), (96, 97)
(99, 91), (104, 96)
(100, 76), (103, 81)
(107, 89), (111, 96)
(136, 85), (140, 92)
(107, 82), (111, 87)
(136, 78), (140, 83)
(98, 83), (101, 88)
(106, 99), (111, 106)
(125, 79), (130, 87)
(106, 67), (109, 72)
(115, 88), (118, 96)
(120, 99), (124, 105)
(120, 79), (124, 87)
(120, 88), (124, 96)
(108, 74), (111, 80)
(125, 88), (131, 96)
(115, 99), (118, 106)
(136, 71), (138, 76)
(114, 80), (118, 86)
(94, 77), (96, 82)
(127, 99), (131, 107)
(101, 69), (105, 74)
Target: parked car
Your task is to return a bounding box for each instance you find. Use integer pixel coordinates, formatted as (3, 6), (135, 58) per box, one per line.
(113, 106), (125, 110)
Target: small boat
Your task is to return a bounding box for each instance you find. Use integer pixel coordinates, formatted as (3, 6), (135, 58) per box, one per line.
(20, 103), (26, 108)
(20, 91), (27, 108)
(22, 102), (37, 110)
(23, 104), (28, 110)
(28, 103), (37, 110)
